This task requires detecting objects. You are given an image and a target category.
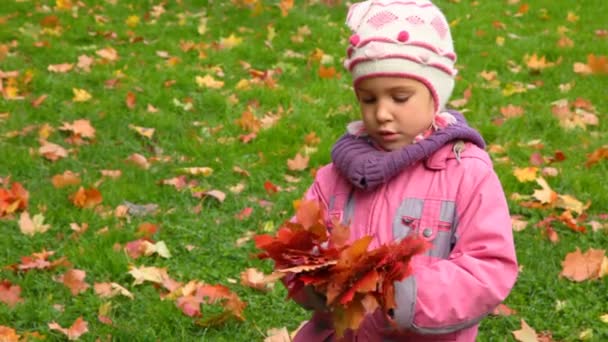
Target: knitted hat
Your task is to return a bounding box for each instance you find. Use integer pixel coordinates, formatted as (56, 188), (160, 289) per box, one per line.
(344, 0), (457, 113)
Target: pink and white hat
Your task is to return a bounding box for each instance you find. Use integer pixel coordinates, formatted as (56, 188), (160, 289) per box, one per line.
(344, 0), (457, 114)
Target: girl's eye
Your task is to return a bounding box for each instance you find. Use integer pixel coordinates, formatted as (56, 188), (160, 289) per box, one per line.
(361, 98), (376, 104)
(393, 96), (410, 103)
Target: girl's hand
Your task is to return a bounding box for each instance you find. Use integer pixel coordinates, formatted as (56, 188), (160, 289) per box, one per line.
(300, 285), (328, 312)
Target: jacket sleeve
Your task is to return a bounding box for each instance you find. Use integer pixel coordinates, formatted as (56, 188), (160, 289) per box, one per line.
(392, 159), (518, 334)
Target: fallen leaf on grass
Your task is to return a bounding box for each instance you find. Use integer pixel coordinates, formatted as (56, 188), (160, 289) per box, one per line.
(0, 181), (29, 217)
(57, 269), (90, 295)
(265, 327), (291, 342)
(0, 280), (24, 307)
(287, 153), (309, 171)
(59, 119), (95, 139)
(0, 325), (19, 341)
(179, 167), (213, 177)
(72, 88), (92, 102)
(126, 153), (150, 169)
(491, 303), (517, 316)
(128, 124), (155, 139)
(48, 63), (73, 73)
(39, 140), (68, 161)
(48, 317), (88, 341)
(125, 239), (171, 259)
(585, 146), (608, 168)
(69, 187), (102, 208)
(573, 54), (608, 75)
(560, 248), (607, 282)
(6, 250), (71, 272)
(240, 268), (284, 292)
(512, 319), (538, 342)
(128, 265), (169, 285)
(52, 170), (81, 188)
(94, 282), (134, 299)
(19, 211), (51, 236)
(235, 207), (253, 220)
(513, 167), (537, 182)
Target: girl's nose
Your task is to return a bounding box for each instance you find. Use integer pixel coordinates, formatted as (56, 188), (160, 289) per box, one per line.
(375, 101), (391, 122)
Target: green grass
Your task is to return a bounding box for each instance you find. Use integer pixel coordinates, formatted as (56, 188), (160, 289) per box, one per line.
(1, 0), (607, 341)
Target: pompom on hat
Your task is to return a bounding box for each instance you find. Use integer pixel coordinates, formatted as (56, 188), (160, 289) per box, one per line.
(344, 0), (457, 114)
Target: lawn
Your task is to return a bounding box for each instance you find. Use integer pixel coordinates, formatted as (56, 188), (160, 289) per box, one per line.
(1, 0), (607, 341)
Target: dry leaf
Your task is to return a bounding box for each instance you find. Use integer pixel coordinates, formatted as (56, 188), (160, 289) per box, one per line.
(52, 170), (81, 188)
(0, 325), (20, 341)
(57, 269), (90, 295)
(513, 167), (537, 182)
(72, 88), (92, 102)
(126, 153), (150, 169)
(39, 140), (68, 161)
(96, 47), (118, 62)
(287, 153), (309, 171)
(19, 211), (51, 236)
(48, 317), (89, 341)
(128, 124), (155, 139)
(94, 282), (134, 299)
(48, 63), (73, 73)
(125, 91), (136, 109)
(560, 248), (606, 282)
(69, 187), (102, 208)
(512, 319), (538, 342)
(0, 280), (24, 307)
(128, 265), (168, 285)
(265, 327), (290, 342)
(240, 268), (283, 292)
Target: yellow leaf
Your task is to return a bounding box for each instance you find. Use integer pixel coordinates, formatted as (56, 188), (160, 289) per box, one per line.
(19, 211), (51, 236)
(196, 75), (224, 89)
(179, 167), (213, 177)
(125, 15), (140, 28)
(513, 167), (537, 182)
(532, 177), (557, 204)
(128, 124), (155, 139)
(219, 34), (242, 49)
(601, 313), (608, 324)
(512, 319), (538, 342)
(566, 11), (579, 23)
(72, 88), (92, 102)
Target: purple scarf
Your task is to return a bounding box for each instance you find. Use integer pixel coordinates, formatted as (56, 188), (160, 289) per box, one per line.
(331, 111), (485, 191)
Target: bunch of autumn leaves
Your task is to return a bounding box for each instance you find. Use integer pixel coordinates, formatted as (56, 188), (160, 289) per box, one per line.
(255, 200), (429, 337)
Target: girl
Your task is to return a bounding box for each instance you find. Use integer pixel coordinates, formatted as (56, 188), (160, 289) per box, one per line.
(288, 1), (518, 341)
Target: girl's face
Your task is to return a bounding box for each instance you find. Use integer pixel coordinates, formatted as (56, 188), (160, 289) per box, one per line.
(355, 77), (435, 151)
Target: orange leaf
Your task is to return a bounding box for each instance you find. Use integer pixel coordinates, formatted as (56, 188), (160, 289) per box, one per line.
(560, 248), (606, 282)
(0, 325), (19, 341)
(240, 268), (284, 292)
(58, 269), (90, 295)
(287, 153), (309, 171)
(48, 317), (89, 341)
(51, 170), (81, 188)
(500, 104), (525, 118)
(318, 65), (337, 79)
(126, 91), (136, 109)
(333, 300), (366, 338)
(587, 54), (608, 75)
(0, 280), (24, 307)
(585, 146), (608, 168)
(69, 187), (103, 208)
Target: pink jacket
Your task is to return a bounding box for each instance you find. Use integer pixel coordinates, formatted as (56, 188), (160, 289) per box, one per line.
(292, 142), (518, 341)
